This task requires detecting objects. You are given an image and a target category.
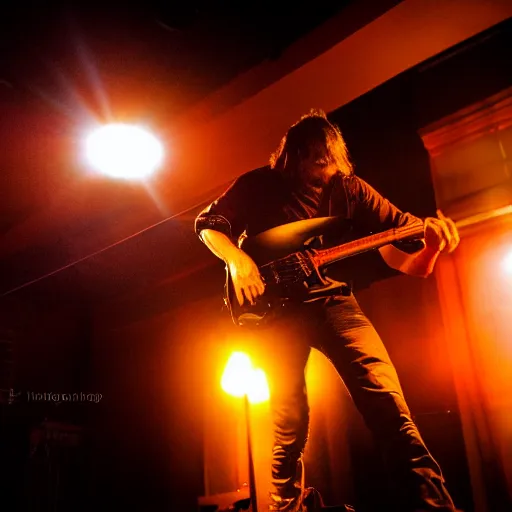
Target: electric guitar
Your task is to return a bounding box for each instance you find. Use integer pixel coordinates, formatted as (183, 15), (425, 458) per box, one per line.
(224, 216), (425, 327)
(224, 205), (512, 327)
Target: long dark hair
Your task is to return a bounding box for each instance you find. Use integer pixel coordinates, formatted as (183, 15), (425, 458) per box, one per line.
(269, 109), (353, 176)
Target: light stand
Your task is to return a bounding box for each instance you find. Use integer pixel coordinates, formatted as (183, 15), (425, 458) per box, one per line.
(244, 393), (258, 512)
(221, 352), (269, 512)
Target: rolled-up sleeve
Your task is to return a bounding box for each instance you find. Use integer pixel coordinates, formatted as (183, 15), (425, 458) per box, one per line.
(194, 174), (250, 244)
(349, 176), (425, 253)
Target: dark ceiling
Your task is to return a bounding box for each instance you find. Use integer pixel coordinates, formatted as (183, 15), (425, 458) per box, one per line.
(0, 1), (359, 307)
(0, 2), (353, 118)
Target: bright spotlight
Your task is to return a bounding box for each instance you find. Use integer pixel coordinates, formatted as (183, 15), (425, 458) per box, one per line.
(84, 123), (164, 180)
(221, 352), (253, 398)
(221, 351), (270, 404)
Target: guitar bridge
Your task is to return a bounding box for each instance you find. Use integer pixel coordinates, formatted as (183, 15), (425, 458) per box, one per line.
(299, 258), (311, 277)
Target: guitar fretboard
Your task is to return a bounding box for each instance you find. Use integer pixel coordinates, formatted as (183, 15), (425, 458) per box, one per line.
(313, 222), (425, 268)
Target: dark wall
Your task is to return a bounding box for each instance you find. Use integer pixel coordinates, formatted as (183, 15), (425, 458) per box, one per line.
(0, 297), (91, 511)
(86, 272), (223, 511)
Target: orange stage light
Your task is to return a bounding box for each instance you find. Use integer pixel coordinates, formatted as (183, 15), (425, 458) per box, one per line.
(221, 351), (269, 404)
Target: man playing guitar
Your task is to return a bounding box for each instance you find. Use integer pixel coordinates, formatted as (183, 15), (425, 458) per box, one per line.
(195, 110), (460, 512)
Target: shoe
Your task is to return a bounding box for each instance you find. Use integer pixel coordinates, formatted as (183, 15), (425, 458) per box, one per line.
(302, 487), (324, 511)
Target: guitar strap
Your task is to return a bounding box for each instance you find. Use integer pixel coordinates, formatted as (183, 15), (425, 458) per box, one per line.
(328, 173), (355, 221)
(320, 173), (355, 297)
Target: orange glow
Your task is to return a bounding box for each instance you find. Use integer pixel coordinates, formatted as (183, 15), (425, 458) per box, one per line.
(247, 369), (270, 404)
(221, 351), (270, 404)
(503, 248), (512, 276)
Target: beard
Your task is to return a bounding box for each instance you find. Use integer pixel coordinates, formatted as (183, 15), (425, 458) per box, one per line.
(302, 167), (339, 188)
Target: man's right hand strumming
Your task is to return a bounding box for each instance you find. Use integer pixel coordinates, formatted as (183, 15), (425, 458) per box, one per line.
(226, 249), (265, 306)
(199, 229), (265, 306)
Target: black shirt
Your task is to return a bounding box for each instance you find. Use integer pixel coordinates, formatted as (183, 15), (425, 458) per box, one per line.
(194, 166), (424, 251)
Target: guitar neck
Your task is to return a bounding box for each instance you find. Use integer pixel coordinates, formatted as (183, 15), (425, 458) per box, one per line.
(312, 222), (425, 268)
(312, 204), (512, 268)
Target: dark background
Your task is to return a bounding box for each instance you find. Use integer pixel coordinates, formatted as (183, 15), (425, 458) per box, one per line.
(1, 9), (511, 512)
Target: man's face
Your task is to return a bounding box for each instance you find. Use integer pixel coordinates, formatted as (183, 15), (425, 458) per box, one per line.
(297, 144), (338, 186)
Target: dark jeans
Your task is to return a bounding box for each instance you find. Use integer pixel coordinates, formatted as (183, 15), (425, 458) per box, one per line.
(251, 294), (456, 512)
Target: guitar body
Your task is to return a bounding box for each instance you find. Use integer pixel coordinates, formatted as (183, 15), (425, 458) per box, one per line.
(225, 217), (353, 328)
